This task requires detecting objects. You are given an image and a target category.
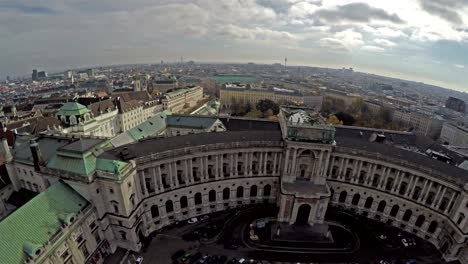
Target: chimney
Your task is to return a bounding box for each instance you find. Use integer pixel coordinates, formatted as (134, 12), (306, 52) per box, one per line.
(30, 139), (44, 171)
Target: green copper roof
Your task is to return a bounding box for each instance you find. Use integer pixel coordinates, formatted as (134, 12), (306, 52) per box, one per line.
(96, 158), (129, 179)
(56, 102), (91, 116)
(47, 152), (97, 176)
(128, 110), (169, 141)
(0, 181), (88, 264)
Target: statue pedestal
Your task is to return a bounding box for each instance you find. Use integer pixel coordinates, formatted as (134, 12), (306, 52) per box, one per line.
(271, 222), (334, 244)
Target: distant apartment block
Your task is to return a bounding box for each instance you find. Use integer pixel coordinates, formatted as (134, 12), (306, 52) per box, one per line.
(220, 84), (322, 110)
(445, 97), (466, 113)
(440, 122), (468, 146)
(393, 109), (444, 139)
(161, 86), (204, 113)
(323, 88), (361, 107)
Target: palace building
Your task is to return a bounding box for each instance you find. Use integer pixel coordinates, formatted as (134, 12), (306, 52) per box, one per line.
(0, 107), (467, 263)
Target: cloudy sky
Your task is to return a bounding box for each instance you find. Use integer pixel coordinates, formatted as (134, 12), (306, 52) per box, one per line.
(2, 0), (468, 92)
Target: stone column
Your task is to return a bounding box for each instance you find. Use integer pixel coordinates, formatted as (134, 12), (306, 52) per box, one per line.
(328, 156), (335, 178)
(219, 154), (224, 179)
(184, 160), (190, 184)
(284, 149), (290, 175)
(141, 170), (148, 195)
(421, 181), (433, 203)
(435, 187), (446, 209)
(263, 152), (268, 175)
(207, 156), (210, 181)
(189, 159), (194, 182)
(379, 168), (387, 188)
(244, 152), (249, 176)
(157, 166), (164, 192)
(394, 171), (402, 193)
(408, 176), (418, 198)
(215, 155), (220, 180)
(172, 162), (179, 188)
(230, 154), (234, 177)
(444, 192), (456, 214)
(338, 158), (346, 180)
(364, 164), (374, 185)
(273, 152), (278, 175)
(418, 179), (429, 202)
(151, 168), (158, 193)
(291, 148), (298, 177)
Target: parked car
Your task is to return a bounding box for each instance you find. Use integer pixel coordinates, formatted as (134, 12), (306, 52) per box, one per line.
(188, 217), (199, 224)
(201, 215), (210, 221)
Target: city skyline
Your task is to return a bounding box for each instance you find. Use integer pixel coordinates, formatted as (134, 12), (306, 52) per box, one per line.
(2, 0), (468, 93)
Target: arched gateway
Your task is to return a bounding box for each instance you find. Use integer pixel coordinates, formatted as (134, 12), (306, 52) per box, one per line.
(295, 204), (312, 225)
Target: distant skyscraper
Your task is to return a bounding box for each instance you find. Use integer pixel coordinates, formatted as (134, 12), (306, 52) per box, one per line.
(32, 69), (38, 81)
(86, 68), (94, 78)
(37, 71), (47, 79)
(446, 96), (466, 113)
(64, 70), (73, 79)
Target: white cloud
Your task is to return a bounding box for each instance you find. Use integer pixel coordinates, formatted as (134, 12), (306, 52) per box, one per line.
(454, 64), (465, 68)
(361, 45), (385, 52)
(374, 38), (397, 47)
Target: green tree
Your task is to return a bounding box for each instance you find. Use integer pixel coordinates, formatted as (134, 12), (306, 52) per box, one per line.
(245, 104), (263, 118)
(327, 114), (343, 125)
(335, 112), (355, 126)
(256, 99), (279, 115)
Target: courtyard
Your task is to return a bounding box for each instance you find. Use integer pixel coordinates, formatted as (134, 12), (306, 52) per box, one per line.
(107, 204), (447, 264)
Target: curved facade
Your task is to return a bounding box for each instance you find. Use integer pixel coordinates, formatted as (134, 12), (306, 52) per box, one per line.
(97, 127), (468, 262)
(4, 112), (467, 263)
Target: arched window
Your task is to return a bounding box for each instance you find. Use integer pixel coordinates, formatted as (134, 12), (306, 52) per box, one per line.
(427, 221), (438, 233)
(390, 205), (399, 217)
(180, 196), (188, 209)
(236, 186), (244, 198)
(412, 187), (421, 200)
(331, 166), (338, 179)
(250, 185), (258, 197)
(399, 182), (407, 195)
(385, 178), (394, 191)
(166, 200), (174, 213)
(209, 190), (216, 202)
(195, 193), (202, 205)
(364, 197), (373, 209)
(377, 200), (386, 212)
(345, 168), (352, 180)
(69, 115), (77, 125)
(151, 205), (159, 218)
(358, 171), (365, 184)
(426, 192), (435, 205)
(439, 198), (449, 211)
(415, 215), (425, 227)
(223, 188), (230, 200)
(237, 162), (243, 175)
(208, 165), (214, 179)
(351, 194), (360, 206)
(372, 174), (380, 187)
(402, 209), (412, 222)
(263, 185), (271, 197)
(339, 191), (347, 203)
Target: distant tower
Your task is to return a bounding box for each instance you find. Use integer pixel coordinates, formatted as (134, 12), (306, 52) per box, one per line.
(32, 69), (38, 81)
(284, 57), (287, 68)
(181, 56), (184, 64)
